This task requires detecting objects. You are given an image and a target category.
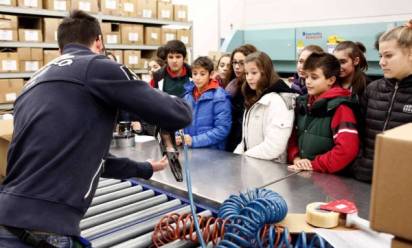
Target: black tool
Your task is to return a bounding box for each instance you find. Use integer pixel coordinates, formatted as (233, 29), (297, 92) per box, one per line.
(155, 128), (183, 182)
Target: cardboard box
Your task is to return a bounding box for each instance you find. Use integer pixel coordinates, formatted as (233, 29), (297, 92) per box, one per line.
(70, 0), (98, 12)
(0, 15), (18, 29)
(123, 50), (140, 69)
(135, 57), (147, 69)
(0, 52), (19, 72)
(392, 238), (412, 248)
(177, 29), (191, 46)
(0, 119), (13, 180)
(43, 18), (61, 43)
(173, 4), (188, 22)
(120, 0), (137, 17)
(0, 79), (24, 103)
(17, 47), (43, 60)
(106, 50), (123, 64)
(370, 123), (412, 241)
(0, 29), (17, 41)
(100, 0), (120, 16)
(144, 27), (160, 45)
(18, 29), (42, 42)
(157, 2), (173, 21)
(136, 0), (156, 19)
(101, 23), (120, 45)
(18, 0), (42, 8)
(0, 0), (16, 6)
(43, 0), (69, 11)
(18, 16), (42, 42)
(17, 48), (43, 72)
(161, 28), (176, 44)
(43, 50), (60, 65)
(120, 24), (143, 45)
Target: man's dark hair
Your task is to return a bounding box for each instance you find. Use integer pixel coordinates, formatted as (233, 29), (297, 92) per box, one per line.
(57, 10), (102, 50)
(164, 40), (187, 58)
(192, 56), (214, 73)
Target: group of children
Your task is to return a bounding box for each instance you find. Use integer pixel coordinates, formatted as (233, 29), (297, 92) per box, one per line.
(118, 20), (412, 183)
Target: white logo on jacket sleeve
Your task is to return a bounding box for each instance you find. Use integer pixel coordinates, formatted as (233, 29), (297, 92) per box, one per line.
(403, 105), (412, 114)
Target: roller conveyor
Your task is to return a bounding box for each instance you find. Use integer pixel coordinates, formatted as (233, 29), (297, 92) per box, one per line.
(81, 179), (211, 248)
(94, 181), (132, 197)
(90, 185), (143, 206)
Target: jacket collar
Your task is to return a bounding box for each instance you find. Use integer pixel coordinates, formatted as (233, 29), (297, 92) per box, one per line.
(388, 74), (412, 88)
(62, 43), (93, 54)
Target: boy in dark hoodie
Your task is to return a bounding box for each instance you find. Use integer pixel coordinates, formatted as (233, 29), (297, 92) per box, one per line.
(288, 52), (360, 173)
(152, 40), (191, 97)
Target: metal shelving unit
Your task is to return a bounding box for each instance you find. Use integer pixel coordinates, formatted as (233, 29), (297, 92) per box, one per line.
(0, 6), (192, 81)
(0, 6), (192, 26)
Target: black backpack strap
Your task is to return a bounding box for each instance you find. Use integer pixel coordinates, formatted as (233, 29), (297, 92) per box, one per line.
(4, 226), (57, 248)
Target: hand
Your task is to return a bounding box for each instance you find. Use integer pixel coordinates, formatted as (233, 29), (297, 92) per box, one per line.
(147, 155), (168, 172)
(183, 135), (192, 146)
(131, 121), (141, 132)
(175, 136), (182, 146)
(288, 158), (313, 171)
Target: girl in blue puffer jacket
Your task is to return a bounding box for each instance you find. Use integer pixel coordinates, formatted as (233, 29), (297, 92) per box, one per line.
(176, 56), (232, 149)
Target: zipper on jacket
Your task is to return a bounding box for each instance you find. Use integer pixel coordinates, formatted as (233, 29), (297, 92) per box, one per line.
(243, 103), (258, 151)
(383, 82), (399, 131)
(84, 159), (105, 199)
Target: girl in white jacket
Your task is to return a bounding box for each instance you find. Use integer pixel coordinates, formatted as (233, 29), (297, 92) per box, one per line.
(234, 52), (296, 162)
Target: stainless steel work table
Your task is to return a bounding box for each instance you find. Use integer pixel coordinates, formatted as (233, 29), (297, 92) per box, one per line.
(111, 140), (298, 210)
(111, 139), (371, 217)
(264, 171), (371, 218)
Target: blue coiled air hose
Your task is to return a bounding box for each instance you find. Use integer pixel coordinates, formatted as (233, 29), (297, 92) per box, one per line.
(217, 189), (327, 248)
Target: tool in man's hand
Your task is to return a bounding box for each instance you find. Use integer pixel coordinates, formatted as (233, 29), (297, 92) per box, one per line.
(155, 128), (183, 182)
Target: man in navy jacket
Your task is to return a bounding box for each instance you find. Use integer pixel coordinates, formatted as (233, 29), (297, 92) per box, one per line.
(0, 10), (191, 247)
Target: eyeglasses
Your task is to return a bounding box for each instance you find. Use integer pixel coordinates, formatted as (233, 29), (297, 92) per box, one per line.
(232, 60), (245, 67)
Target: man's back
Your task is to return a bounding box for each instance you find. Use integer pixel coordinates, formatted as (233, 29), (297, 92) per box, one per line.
(0, 44), (192, 236)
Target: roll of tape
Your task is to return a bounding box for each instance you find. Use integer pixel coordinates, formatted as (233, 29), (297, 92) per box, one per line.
(305, 202), (339, 228)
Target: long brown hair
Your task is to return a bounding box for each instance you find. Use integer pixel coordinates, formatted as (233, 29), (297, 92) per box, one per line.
(223, 44), (257, 87)
(334, 41), (368, 95)
(242, 52), (280, 109)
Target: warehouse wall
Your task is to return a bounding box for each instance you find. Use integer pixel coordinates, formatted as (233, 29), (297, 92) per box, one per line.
(242, 0), (412, 29)
(177, 0), (412, 57)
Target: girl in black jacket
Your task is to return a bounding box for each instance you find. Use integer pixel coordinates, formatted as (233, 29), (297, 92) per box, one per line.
(351, 20), (412, 182)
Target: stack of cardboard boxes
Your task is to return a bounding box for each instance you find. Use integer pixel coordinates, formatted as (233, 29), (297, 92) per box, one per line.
(0, 15), (18, 42)
(18, 47), (43, 72)
(43, 0), (70, 11)
(370, 123), (412, 248)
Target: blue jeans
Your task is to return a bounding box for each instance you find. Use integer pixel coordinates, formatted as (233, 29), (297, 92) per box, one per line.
(0, 225), (74, 248)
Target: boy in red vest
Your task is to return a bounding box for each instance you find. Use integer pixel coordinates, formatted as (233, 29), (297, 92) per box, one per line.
(288, 52), (359, 173)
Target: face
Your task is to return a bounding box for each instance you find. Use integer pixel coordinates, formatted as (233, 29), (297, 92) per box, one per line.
(379, 40), (412, 80)
(232, 52), (246, 78)
(297, 50), (312, 78)
(192, 67), (211, 91)
(245, 61), (262, 90)
(305, 68), (335, 97)
(148, 60), (161, 76)
(217, 56), (231, 79)
(334, 49), (358, 79)
(167, 53), (184, 73)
